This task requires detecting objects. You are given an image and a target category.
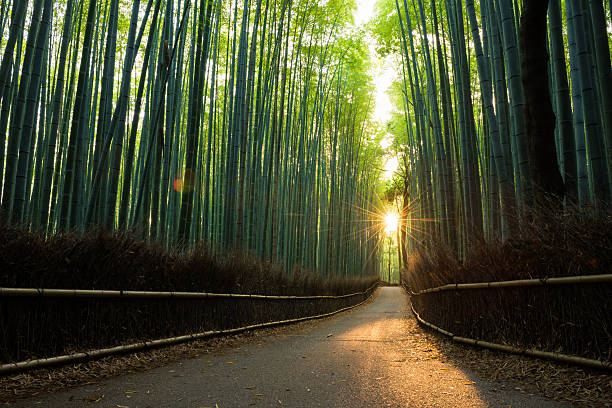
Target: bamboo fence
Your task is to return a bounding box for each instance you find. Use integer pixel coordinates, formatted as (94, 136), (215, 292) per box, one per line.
(0, 284), (379, 374)
(403, 276), (612, 371)
(410, 303), (612, 371)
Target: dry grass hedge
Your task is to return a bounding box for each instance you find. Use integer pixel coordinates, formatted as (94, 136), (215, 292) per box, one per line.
(0, 226), (375, 295)
(403, 207), (612, 363)
(0, 227), (378, 363)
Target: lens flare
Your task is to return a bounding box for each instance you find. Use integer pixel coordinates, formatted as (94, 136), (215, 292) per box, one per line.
(173, 178), (184, 192)
(173, 169), (196, 193)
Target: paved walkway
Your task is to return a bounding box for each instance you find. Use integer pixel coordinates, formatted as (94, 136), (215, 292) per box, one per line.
(11, 287), (570, 407)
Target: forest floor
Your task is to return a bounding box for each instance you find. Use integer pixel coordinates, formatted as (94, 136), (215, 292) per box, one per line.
(2, 287), (610, 407)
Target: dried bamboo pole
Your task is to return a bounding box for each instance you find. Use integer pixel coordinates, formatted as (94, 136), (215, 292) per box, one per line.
(0, 283), (379, 300)
(0, 285), (379, 375)
(409, 274), (612, 296)
(409, 303), (612, 371)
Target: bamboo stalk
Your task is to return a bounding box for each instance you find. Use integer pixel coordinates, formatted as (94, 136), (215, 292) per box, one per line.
(409, 303), (611, 371)
(0, 286), (378, 375)
(0, 283), (379, 300)
(409, 274), (612, 295)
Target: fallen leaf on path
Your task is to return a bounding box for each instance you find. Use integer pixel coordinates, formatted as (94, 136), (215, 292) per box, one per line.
(225, 361), (234, 364)
(464, 382), (475, 385)
(83, 394), (104, 404)
(439, 368), (448, 370)
(255, 393), (264, 396)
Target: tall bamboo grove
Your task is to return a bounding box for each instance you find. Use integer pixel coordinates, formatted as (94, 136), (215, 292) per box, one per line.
(0, 0), (385, 279)
(373, 0), (612, 260)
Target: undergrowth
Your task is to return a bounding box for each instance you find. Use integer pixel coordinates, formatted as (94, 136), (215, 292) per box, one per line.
(402, 206), (612, 362)
(403, 206), (612, 290)
(0, 226), (378, 362)
(0, 226), (377, 295)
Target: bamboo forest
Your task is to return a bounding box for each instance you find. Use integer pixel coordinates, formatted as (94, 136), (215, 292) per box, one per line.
(2, 0), (612, 271)
(1, 0), (386, 279)
(1, 0), (612, 404)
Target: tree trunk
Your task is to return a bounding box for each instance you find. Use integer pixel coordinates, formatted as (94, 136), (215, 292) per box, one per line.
(519, 0), (564, 202)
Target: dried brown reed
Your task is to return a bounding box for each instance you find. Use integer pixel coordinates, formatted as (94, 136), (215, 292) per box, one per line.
(403, 205), (612, 363)
(0, 226), (377, 363)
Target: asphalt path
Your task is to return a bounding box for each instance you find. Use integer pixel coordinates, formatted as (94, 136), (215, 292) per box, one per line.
(11, 287), (571, 407)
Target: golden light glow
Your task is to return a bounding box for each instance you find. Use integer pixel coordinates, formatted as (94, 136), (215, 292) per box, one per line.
(342, 189), (439, 274)
(384, 211), (399, 235)
(382, 156), (399, 180)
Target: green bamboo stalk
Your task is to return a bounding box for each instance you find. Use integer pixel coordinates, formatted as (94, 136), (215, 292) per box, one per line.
(567, 0), (610, 203)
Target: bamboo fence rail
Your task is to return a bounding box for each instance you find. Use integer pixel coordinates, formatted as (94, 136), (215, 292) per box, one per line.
(408, 274), (612, 296)
(409, 302), (612, 371)
(0, 282), (379, 300)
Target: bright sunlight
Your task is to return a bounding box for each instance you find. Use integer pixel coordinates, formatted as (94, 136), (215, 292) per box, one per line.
(383, 155), (399, 180)
(384, 211), (399, 235)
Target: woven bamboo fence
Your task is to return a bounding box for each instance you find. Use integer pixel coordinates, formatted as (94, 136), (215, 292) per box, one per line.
(404, 275), (612, 370)
(0, 283), (379, 373)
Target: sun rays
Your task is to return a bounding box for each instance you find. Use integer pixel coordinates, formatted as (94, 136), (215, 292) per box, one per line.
(342, 188), (444, 262)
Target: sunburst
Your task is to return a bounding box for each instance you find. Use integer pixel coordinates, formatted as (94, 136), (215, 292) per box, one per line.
(384, 211), (399, 235)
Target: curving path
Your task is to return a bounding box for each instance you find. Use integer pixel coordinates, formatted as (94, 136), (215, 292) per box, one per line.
(11, 287), (570, 407)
